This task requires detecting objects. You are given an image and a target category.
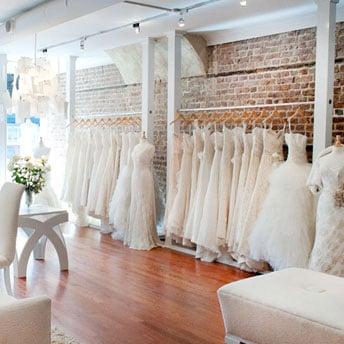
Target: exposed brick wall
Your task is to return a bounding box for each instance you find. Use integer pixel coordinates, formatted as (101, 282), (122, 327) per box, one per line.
(53, 22), (344, 212)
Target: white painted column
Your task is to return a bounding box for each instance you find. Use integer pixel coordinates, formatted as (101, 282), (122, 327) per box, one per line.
(141, 37), (155, 142)
(65, 56), (77, 124)
(166, 31), (182, 240)
(313, 0), (338, 159)
(0, 54), (7, 184)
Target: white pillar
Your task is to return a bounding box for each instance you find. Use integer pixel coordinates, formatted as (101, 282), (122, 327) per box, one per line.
(166, 31), (182, 240)
(65, 56), (77, 124)
(0, 54), (7, 184)
(141, 37), (155, 142)
(313, 0), (338, 159)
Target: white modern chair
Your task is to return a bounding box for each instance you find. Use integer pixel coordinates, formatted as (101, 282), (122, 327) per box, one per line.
(0, 182), (25, 295)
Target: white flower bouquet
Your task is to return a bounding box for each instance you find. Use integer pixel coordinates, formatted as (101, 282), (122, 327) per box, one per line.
(8, 155), (50, 194)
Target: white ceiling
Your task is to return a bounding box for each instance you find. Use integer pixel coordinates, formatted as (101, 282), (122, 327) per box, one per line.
(0, 0), (47, 22)
(0, 0), (343, 69)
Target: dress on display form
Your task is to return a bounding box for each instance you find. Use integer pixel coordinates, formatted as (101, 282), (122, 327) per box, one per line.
(249, 133), (315, 270)
(307, 142), (344, 277)
(124, 136), (160, 250)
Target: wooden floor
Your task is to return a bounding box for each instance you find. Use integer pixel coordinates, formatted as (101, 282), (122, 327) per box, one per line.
(14, 224), (253, 344)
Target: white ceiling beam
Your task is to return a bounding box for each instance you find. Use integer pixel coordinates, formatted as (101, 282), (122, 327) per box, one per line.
(313, 0), (339, 159)
(0, 0), (122, 46)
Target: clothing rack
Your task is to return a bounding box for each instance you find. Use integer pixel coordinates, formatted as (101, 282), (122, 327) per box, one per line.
(71, 113), (141, 129)
(178, 101), (314, 113)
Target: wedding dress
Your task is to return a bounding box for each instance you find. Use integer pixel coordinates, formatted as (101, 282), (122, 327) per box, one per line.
(216, 127), (234, 246)
(164, 134), (183, 233)
(191, 128), (214, 244)
(110, 133), (122, 196)
(110, 132), (139, 239)
(88, 130), (111, 215)
(238, 128), (284, 270)
(167, 133), (193, 240)
(229, 131), (253, 257)
(235, 127), (264, 249)
(86, 130), (103, 211)
(73, 129), (90, 209)
(95, 130), (118, 218)
(183, 127), (203, 243)
(124, 138), (160, 250)
(307, 146), (344, 277)
(119, 132), (129, 173)
(197, 132), (223, 261)
(249, 133), (315, 270)
(80, 130), (96, 207)
(226, 127), (244, 248)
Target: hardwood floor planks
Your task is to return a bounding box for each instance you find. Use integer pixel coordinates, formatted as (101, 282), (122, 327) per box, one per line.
(14, 224), (253, 344)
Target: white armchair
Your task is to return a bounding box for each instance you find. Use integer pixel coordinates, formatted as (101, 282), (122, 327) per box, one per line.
(0, 293), (51, 344)
(0, 182), (25, 295)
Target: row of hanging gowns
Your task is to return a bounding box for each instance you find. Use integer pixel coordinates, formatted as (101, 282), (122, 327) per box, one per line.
(62, 128), (159, 251)
(165, 126), (317, 272)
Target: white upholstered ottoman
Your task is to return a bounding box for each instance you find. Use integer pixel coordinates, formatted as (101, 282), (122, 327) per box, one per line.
(217, 268), (344, 344)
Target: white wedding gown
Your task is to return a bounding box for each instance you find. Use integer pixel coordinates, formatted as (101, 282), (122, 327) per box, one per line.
(167, 133), (193, 240)
(238, 128), (284, 270)
(216, 127), (234, 246)
(226, 127), (244, 248)
(307, 146), (344, 277)
(197, 131), (223, 261)
(183, 127), (203, 244)
(110, 132), (139, 239)
(124, 139), (160, 250)
(164, 134), (183, 234)
(191, 128), (214, 244)
(235, 127), (263, 249)
(229, 131), (252, 258)
(249, 133), (315, 270)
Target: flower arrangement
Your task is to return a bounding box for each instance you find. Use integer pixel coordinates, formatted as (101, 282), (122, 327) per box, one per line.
(8, 155), (50, 195)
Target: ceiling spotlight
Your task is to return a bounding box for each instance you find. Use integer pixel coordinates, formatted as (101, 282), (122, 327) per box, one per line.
(133, 22), (140, 34)
(42, 48), (48, 54)
(80, 37), (85, 50)
(178, 15), (185, 28)
(240, 0), (247, 6)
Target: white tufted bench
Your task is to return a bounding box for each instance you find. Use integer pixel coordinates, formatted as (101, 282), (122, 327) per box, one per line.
(217, 268), (344, 344)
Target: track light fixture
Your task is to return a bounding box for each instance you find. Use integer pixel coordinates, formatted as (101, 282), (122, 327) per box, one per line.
(42, 48), (48, 54)
(240, 0), (247, 6)
(133, 22), (140, 34)
(178, 15), (185, 28)
(80, 37), (85, 50)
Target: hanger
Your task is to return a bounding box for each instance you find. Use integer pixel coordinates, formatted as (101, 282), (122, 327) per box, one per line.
(169, 112), (186, 126)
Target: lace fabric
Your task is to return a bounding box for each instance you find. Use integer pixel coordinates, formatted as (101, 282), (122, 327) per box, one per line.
(308, 147), (344, 277)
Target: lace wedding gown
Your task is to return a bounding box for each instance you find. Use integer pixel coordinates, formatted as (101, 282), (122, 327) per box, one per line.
(249, 133), (315, 270)
(167, 134), (193, 240)
(183, 127), (203, 243)
(197, 132), (223, 261)
(110, 132), (139, 239)
(307, 146), (344, 277)
(124, 139), (160, 250)
(226, 127), (244, 248)
(229, 131), (252, 258)
(191, 129), (214, 244)
(238, 128), (284, 270)
(216, 127), (234, 246)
